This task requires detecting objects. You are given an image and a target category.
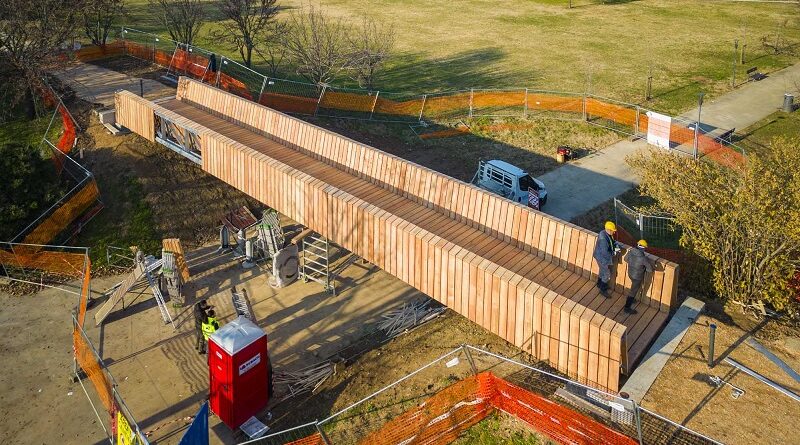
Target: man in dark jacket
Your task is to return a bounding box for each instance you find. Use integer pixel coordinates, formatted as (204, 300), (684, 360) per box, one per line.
(623, 240), (654, 315)
(593, 221), (620, 297)
(194, 300), (212, 354)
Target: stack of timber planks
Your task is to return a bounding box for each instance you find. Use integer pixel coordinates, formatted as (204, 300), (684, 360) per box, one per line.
(114, 78), (679, 391)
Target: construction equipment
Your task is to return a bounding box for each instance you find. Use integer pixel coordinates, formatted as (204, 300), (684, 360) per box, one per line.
(257, 210), (285, 259)
(143, 256), (174, 328)
(94, 252), (163, 325)
(709, 375), (745, 399)
(231, 287), (256, 321)
(301, 233), (333, 294)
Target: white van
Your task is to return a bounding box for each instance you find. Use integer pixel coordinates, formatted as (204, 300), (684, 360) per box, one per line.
(471, 159), (548, 207)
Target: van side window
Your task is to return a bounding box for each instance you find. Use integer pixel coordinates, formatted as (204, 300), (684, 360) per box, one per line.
(488, 167), (513, 188)
(519, 174), (538, 191)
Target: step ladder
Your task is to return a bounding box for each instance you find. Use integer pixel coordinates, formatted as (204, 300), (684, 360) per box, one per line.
(143, 257), (174, 328)
(94, 254), (165, 326)
(231, 287), (256, 321)
(301, 233), (334, 295)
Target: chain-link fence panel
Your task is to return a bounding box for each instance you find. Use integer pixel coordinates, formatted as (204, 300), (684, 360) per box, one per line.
(525, 90), (585, 121)
(614, 199), (681, 251)
(318, 86), (377, 120)
(317, 348), (476, 444)
(586, 95), (640, 135)
(121, 28), (158, 63)
(260, 78), (321, 115)
(471, 89), (526, 117)
(218, 58), (268, 101)
(240, 423), (323, 445)
(421, 90), (471, 121)
(373, 92), (426, 122)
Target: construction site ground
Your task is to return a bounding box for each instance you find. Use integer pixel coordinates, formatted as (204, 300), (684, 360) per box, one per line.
(5, 58), (800, 445)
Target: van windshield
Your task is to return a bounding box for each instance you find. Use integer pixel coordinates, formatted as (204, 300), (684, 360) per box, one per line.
(518, 174), (538, 191)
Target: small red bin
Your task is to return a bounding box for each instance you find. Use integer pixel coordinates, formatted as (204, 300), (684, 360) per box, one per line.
(208, 316), (270, 429)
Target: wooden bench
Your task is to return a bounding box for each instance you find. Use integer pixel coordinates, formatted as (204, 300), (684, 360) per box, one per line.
(714, 128), (736, 144)
(747, 67), (766, 82)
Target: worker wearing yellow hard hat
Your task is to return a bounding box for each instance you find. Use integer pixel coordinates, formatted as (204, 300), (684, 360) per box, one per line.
(623, 239), (654, 315)
(592, 221), (620, 297)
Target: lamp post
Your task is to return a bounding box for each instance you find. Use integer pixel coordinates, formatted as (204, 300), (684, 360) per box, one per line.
(693, 92), (705, 160)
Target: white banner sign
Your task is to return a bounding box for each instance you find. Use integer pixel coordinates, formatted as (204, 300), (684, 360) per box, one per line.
(646, 111), (672, 149)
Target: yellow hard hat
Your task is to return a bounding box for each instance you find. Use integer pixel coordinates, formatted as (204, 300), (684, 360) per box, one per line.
(605, 221), (616, 232)
(637, 239), (648, 248)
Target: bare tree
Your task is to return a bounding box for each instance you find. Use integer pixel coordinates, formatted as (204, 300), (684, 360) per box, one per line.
(83, 0), (124, 46)
(212, 0), (279, 67)
(254, 21), (288, 76)
(149, 0), (205, 46)
(283, 5), (351, 86)
(0, 0), (84, 118)
(347, 17), (394, 90)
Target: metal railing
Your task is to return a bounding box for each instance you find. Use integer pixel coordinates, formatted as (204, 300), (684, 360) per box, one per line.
(614, 199), (682, 250)
(243, 344), (723, 445)
(110, 27), (748, 165)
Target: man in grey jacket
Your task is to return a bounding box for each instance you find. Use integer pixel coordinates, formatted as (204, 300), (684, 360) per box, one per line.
(623, 239), (654, 315)
(593, 221), (620, 297)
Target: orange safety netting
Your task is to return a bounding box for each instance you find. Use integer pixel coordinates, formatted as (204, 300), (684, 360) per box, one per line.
(298, 372), (636, 445)
(321, 91), (376, 113)
(23, 180), (100, 246)
(73, 42), (125, 62)
(472, 91), (526, 109)
(526, 93), (584, 113)
(260, 93), (319, 115)
(585, 98), (638, 127)
(0, 249), (86, 276)
(374, 96), (425, 117)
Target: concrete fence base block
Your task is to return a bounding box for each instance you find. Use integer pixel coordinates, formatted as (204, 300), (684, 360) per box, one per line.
(620, 297), (705, 402)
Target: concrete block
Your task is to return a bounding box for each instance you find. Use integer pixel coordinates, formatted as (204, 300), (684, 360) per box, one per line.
(620, 297), (705, 402)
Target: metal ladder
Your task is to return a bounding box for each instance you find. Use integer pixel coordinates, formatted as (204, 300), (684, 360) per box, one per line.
(231, 287), (256, 321)
(258, 210), (285, 258)
(143, 257), (175, 328)
(301, 233), (334, 295)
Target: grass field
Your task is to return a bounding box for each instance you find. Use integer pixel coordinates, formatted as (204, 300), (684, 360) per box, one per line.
(124, 0), (800, 114)
(737, 108), (800, 154)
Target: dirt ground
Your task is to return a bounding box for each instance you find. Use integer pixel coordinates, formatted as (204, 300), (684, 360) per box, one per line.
(641, 307), (800, 445)
(0, 278), (116, 445)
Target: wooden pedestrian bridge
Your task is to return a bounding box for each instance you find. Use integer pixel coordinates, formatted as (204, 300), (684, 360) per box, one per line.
(115, 77), (679, 392)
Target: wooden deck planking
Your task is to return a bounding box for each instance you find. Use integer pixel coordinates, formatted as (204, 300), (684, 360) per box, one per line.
(116, 84), (681, 392)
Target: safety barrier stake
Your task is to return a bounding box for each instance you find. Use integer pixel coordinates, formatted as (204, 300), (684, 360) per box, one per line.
(370, 91), (380, 120)
(582, 94), (587, 121)
(634, 106), (640, 136)
(469, 88), (474, 118)
(216, 57), (223, 88)
(461, 344), (478, 375)
(315, 85), (327, 117)
(418, 94), (427, 122)
(523, 88), (529, 118)
(259, 77), (267, 102)
(315, 421), (332, 445)
(634, 401), (644, 445)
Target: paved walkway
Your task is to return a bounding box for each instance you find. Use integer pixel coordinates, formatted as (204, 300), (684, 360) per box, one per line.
(540, 63), (800, 222)
(55, 61), (175, 107)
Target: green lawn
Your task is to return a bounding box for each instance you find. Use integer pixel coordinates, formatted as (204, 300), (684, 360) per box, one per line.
(123, 0), (800, 114)
(737, 109), (800, 155)
(453, 413), (543, 445)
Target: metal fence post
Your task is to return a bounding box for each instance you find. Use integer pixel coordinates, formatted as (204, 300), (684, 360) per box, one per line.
(461, 344), (478, 375)
(523, 88), (529, 118)
(634, 106), (640, 136)
(418, 94), (427, 122)
(315, 85), (328, 117)
(469, 88), (474, 118)
(315, 421), (333, 445)
(582, 94), (588, 121)
(152, 37), (157, 63)
(216, 57), (223, 87)
(633, 401), (644, 445)
(259, 76), (267, 102)
(370, 91), (380, 120)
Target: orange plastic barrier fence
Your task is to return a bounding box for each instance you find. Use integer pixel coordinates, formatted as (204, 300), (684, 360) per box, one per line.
(356, 374), (493, 445)
(489, 374), (637, 445)
(101, 41), (746, 168)
(295, 372), (636, 445)
(23, 180), (100, 246)
(0, 249), (86, 276)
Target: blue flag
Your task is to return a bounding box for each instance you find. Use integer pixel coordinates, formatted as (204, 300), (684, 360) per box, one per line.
(179, 401), (209, 445)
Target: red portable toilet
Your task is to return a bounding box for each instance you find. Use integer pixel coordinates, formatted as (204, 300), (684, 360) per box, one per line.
(208, 316), (270, 429)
